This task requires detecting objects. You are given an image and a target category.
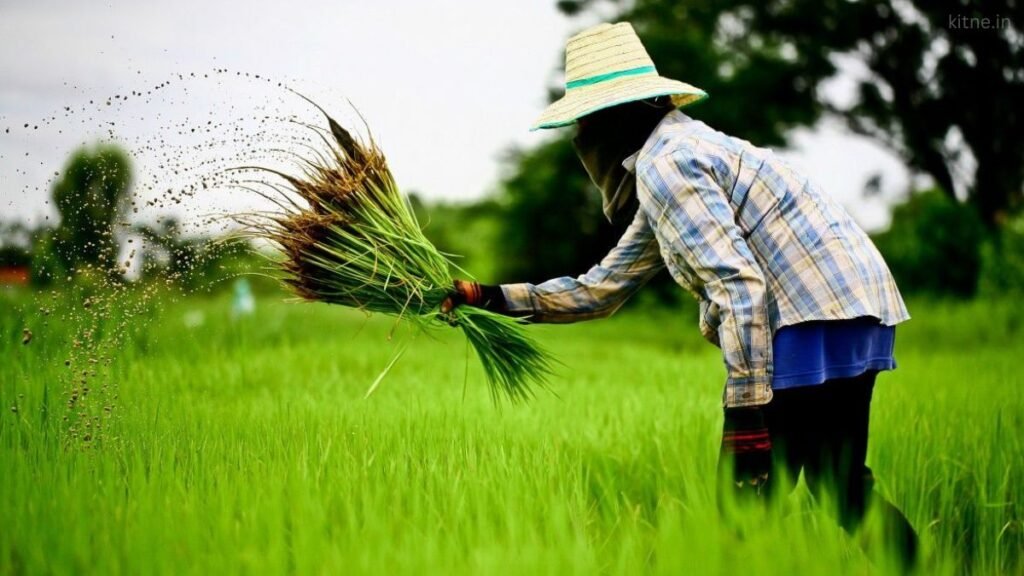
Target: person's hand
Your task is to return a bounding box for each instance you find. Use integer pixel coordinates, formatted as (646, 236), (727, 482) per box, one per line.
(720, 406), (772, 495)
(440, 279), (482, 314)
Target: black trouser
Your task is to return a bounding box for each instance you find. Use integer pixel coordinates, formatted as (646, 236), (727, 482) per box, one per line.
(718, 371), (918, 568)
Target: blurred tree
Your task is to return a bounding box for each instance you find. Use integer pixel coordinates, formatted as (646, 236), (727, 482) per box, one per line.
(494, 138), (680, 302)
(45, 144), (132, 279)
(872, 189), (986, 297)
(30, 229), (65, 285)
(496, 138), (615, 284)
(410, 194), (507, 283)
(980, 212), (1024, 295)
(0, 221), (33, 250)
(494, 0), (866, 292)
(0, 246), (31, 267)
(0, 221), (33, 274)
(133, 218), (251, 292)
(557, 0), (1024, 227)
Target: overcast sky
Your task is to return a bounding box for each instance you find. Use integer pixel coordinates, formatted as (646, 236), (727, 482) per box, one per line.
(1, 0), (911, 232)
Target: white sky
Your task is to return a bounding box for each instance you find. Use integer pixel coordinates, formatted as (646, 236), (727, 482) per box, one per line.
(0, 0), (910, 233)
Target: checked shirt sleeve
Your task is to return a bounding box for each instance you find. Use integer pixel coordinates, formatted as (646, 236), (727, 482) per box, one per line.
(499, 207), (665, 323)
(638, 145), (773, 407)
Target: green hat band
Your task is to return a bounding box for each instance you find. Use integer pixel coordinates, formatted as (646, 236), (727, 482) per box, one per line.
(565, 65), (657, 90)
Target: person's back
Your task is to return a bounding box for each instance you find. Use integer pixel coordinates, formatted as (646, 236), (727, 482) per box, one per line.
(634, 110), (909, 335)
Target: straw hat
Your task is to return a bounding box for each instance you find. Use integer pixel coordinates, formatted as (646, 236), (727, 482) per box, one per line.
(531, 22), (707, 131)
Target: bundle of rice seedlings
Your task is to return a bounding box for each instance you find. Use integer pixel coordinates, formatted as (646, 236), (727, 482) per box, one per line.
(247, 101), (553, 402)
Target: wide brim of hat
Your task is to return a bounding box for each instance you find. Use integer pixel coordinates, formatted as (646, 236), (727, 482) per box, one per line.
(531, 75), (707, 131)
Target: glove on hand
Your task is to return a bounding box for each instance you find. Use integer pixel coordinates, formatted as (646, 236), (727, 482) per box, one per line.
(439, 280), (508, 314)
(721, 406), (773, 494)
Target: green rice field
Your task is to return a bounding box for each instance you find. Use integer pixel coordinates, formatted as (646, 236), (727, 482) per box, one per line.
(2, 288), (1021, 574)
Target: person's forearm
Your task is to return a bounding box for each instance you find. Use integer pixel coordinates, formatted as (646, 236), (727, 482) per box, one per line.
(716, 290), (773, 407)
(500, 278), (636, 323)
(498, 209), (663, 323)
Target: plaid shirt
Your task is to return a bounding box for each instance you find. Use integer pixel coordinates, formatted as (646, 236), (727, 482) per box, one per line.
(501, 111), (909, 407)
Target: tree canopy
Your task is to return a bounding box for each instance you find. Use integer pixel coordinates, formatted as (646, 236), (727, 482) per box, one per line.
(557, 0), (1024, 226)
(41, 144), (132, 281)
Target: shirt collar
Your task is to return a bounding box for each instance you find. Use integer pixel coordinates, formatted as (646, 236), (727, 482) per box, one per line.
(621, 110), (691, 174)
(621, 151), (640, 174)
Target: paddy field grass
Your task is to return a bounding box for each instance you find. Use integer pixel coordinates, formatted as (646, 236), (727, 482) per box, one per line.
(2, 290), (1021, 574)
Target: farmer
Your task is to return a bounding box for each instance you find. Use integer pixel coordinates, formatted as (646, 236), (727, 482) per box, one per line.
(441, 22), (918, 566)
